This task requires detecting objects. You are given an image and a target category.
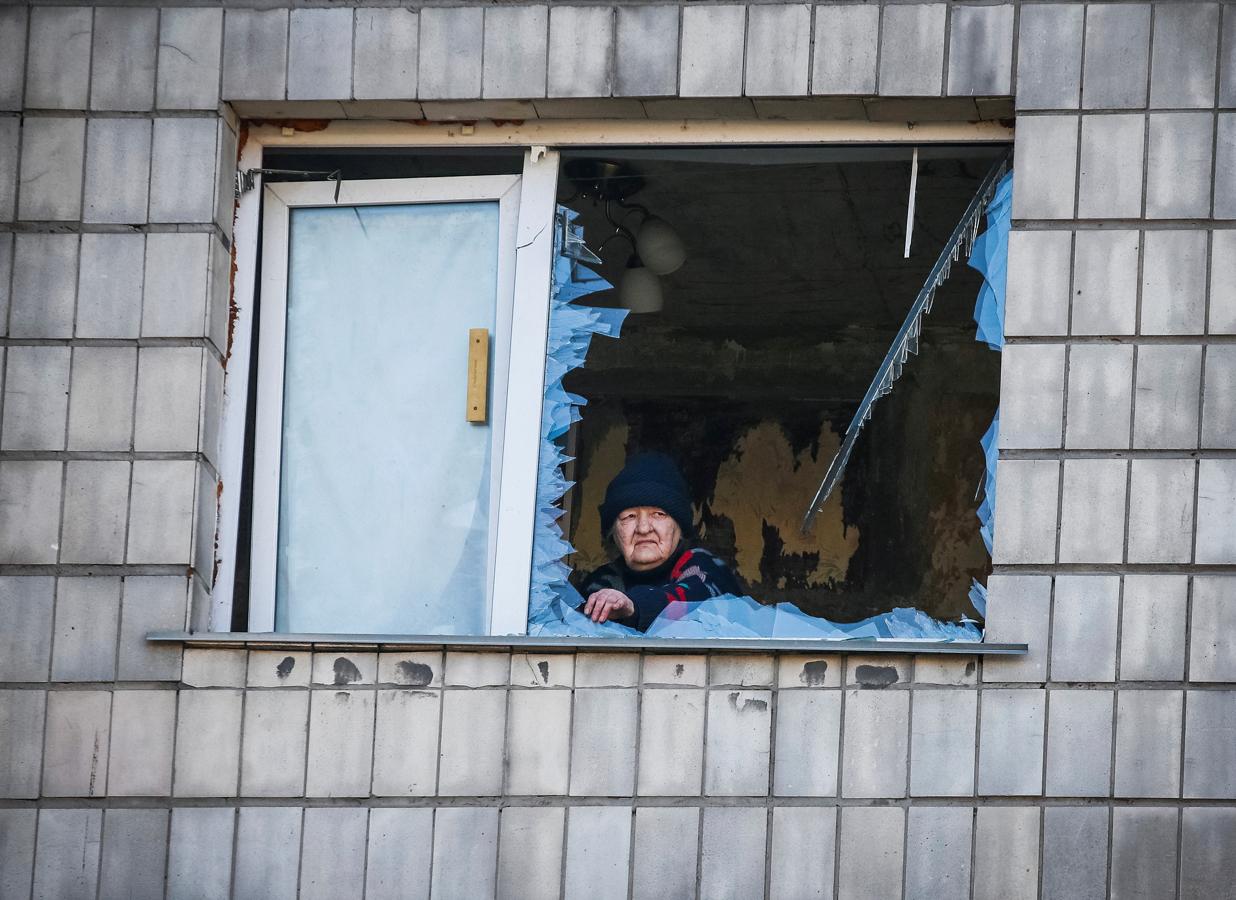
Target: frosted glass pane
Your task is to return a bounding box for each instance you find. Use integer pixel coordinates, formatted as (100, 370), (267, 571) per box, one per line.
(276, 201), (499, 634)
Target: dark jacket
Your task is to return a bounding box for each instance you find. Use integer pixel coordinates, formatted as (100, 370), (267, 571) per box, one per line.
(578, 544), (741, 632)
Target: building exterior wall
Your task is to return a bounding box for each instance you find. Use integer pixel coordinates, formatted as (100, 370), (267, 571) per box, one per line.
(0, 2), (1234, 897)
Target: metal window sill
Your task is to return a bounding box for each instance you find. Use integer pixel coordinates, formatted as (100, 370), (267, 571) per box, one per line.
(147, 631), (1025, 655)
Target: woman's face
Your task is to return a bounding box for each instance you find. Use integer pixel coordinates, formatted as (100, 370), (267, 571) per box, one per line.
(614, 506), (682, 571)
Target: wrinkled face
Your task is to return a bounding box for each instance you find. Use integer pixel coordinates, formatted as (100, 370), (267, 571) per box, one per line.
(614, 506), (682, 571)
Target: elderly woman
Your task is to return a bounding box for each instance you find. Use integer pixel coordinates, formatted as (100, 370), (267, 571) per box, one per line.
(580, 452), (740, 632)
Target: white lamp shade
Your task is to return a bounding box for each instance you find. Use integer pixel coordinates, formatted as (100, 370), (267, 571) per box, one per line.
(635, 217), (686, 275)
(618, 266), (663, 313)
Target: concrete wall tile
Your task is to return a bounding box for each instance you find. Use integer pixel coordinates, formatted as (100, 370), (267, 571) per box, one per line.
(90, 8), (157, 111)
(305, 689), (375, 798)
(632, 807), (698, 900)
(174, 688), (241, 797)
(1147, 113), (1214, 219)
(904, 806), (971, 900)
(311, 652), (379, 686)
(1183, 689), (1236, 798)
(1180, 807), (1236, 899)
(17, 117), (85, 221)
(1042, 807), (1108, 900)
(841, 689), (908, 798)
(496, 807), (562, 900)
(574, 652), (638, 687)
(376, 651), (441, 687)
(1215, 114), (1236, 220)
(1115, 689), (1183, 797)
(1141, 229), (1208, 335)
(769, 807), (835, 900)
(158, 9), (222, 110)
(1082, 4), (1151, 109)
(33, 808), (102, 900)
(0, 9), (28, 111)
(0, 462), (62, 564)
(1058, 459), (1127, 563)
(1127, 459), (1196, 563)
(59, 460), (128, 564)
(0, 691), (45, 798)
(418, 8), (483, 101)
(1191, 577), (1236, 682)
(430, 807), (498, 900)
(998, 344), (1064, 448)
(287, 9), (352, 101)
(76, 233), (143, 338)
(699, 807), (766, 900)
(183, 647), (245, 687)
(134, 347), (202, 451)
(234, 807), (301, 900)
(909, 690), (976, 796)
(141, 232), (209, 337)
(240, 690), (308, 797)
(443, 651), (508, 686)
(972, 807), (1039, 900)
(680, 6), (745, 98)
(353, 9), (417, 100)
(1050, 575), (1119, 681)
(51, 577), (120, 682)
(1077, 114), (1146, 219)
(1121, 574), (1188, 681)
(1135, 344), (1202, 448)
(1045, 690), (1113, 797)
(570, 688), (636, 796)
(777, 654), (840, 688)
(0, 576), (53, 682)
(0, 119), (16, 220)
(0, 810), (35, 897)
(1015, 4), (1083, 110)
(1111, 807), (1179, 900)
(711, 654), (775, 687)
(3, 346), (70, 450)
(167, 807), (233, 900)
(222, 9), (288, 101)
(42, 689), (111, 797)
(1151, 5), (1220, 109)
(107, 689), (175, 796)
(615, 6), (677, 98)
(149, 117), (217, 224)
(978, 689), (1045, 795)
(25, 7), (92, 109)
(564, 806), (631, 900)
(812, 5), (878, 95)
(507, 689), (570, 794)
(991, 460), (1060, 564)
(745, 5), (810, 97)
(913, 656), (977, 687)
(704, 689), (771, 795)
(1071, 230), (1139, 335)
(1011, 115), (1077, 220)
(1197, 460), (1236, 563)
(1004, 230), (1071, 336)
(67, 347), (136, 451)
(124, 459), (192, 564)
(83, 118), (151, 223)
(372, 688), (439, 796)
(483, 7), (547, 100)
(1203, 346), (1236, 446)
(117, 576), (186, 681)
(438, 689), (505, 795)
(643, 654), (705, 685)
(11, 233), (77, 337)
(837, 807), (904, 900)
(510, 653), (573, 687)
(773, 690), (839, 796)
(878, 4), (946, 97)
(367, 808), (432, 900)
(98, 808), (168, 900)
(299, 807), (367, 900)
(947, 5), (1013, 96)
(637, 688), (704, 795)
(1224, 7), (1236, 107)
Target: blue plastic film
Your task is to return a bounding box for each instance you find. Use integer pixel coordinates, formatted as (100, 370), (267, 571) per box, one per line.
(968, 172), (1013, 351)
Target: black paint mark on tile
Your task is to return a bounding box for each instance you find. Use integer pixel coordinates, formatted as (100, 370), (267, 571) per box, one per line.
(397, 661), (433, 686)
(537, 660), (550, 682)
(964, 660), (976, 677)
(276, 656), (296, 679)
(333, 657), (362, 685)
(800, 660), (829, 686)
(728, 691), (769, 713)
(854, 664), (899, 688)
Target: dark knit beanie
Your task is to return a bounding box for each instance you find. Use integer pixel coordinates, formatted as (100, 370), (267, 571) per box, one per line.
(599, 452), (695, 538)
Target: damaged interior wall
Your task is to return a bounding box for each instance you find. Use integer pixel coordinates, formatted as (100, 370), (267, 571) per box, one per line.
(563, 151), (1000, 621)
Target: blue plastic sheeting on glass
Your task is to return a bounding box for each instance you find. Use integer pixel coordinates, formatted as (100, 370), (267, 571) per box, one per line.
(969, 172), (1013, 351)
(976, 409), (999, 555)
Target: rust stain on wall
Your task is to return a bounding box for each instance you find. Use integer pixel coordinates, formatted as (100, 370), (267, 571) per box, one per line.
(708, 421), (858, 590)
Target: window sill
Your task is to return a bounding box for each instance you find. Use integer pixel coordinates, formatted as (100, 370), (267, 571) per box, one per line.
(147, 631), (1026, 656)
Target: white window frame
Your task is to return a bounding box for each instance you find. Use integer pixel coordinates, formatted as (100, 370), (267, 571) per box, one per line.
(213, 120), (1013, 636)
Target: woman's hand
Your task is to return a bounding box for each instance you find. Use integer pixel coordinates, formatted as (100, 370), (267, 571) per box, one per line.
(584, 588), (635, 623)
